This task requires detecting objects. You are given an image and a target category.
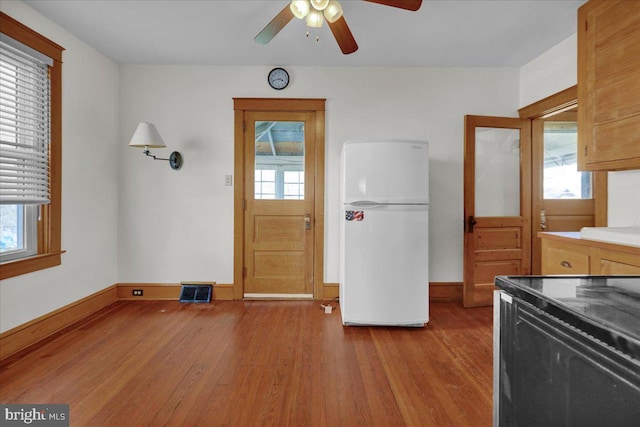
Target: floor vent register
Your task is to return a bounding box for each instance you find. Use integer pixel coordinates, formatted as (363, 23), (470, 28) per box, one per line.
(179, 284), (212, 303)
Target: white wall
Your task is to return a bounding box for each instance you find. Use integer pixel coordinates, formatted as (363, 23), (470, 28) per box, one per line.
(608, 170), (640, 226)
(118, 66), (520, 285)
(519, 33), (577, 108)
(0, 1), (120, 333)
(519, 33), (640, 227)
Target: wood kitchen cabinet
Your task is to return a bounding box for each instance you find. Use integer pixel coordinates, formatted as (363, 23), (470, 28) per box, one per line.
(540, 232), (640, 275)
(577, 0), (640, 171)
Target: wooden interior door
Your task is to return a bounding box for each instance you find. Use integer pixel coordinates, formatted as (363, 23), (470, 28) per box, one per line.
(463, 116), (531, 307)
(243, 111), (315, 297)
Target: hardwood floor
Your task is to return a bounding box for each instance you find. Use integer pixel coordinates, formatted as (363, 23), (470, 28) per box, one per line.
(0, 301), (493, 426)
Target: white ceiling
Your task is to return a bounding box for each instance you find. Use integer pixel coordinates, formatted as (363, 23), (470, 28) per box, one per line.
(23, 0), (586, 67)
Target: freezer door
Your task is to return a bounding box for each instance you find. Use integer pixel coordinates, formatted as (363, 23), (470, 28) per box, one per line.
(342, 140), (429, 204)
(340, 205), (429, 326)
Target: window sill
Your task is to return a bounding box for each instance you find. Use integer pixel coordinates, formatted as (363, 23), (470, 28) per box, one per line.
(0, 251), (65, 280)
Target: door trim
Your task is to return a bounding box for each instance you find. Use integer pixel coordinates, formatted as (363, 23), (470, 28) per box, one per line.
(518, 86), (608, 273)
(518, 85), (607, 227)
(233, 98), (326, 300)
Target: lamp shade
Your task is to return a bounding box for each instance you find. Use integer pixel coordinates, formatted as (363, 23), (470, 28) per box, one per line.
(290, 0), (310, 19)
(128, 122), (166, 148)
(306, 8), (324, 27)
(310, 0), (329, 10)
(324, 1), (343, 23)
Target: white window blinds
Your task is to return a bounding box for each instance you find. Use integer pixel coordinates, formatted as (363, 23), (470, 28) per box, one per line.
(0, 35), (52, 205)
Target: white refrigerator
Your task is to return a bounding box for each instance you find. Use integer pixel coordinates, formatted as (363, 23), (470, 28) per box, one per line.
(340, 140), (429, 327)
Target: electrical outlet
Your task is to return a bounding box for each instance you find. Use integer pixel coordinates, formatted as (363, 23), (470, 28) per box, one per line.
(132, 289), (143, 296)
(224, 175), (233, 186)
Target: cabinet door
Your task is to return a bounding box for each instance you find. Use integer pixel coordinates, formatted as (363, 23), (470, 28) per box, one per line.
(578, 0), (640, 171)
(596, 248), (640, 274)
(541, 239), (590, 275)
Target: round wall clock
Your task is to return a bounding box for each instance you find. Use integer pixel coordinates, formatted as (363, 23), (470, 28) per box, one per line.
(268, 67), (289, 90)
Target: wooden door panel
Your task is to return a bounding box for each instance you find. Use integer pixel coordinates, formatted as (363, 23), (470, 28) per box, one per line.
(476, 228), (521, 250)
(254, 215), (305, 246)
(542, 199), (594, 214)
(545, 216), (594, 232)
(474, 250), (525, 262)
(253, 251), (306, 293)
(254, 252), (304, 276)
(463, 283), (494, 307)
(474, 261), (521, 284)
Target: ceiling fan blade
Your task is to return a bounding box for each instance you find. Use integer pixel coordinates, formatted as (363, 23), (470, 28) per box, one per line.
(363, 0), (422, 11)
(328, 16), (358, 55)
(254, 4), (295, 44)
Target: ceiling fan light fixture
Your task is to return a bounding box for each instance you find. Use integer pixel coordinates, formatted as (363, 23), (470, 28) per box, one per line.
(310, 0), (329, 11)
(290, 0), (310, 19)
(324, 1), (343, 23)
(306, 8), (324, 28)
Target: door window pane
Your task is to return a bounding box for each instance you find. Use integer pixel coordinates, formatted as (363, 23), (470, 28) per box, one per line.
(254, 121), (304, 200)
(284, 171), (304, 199)
(255, 169), (276, 199)
(475, 127), (521, 216)
(543, 121), (591, 199)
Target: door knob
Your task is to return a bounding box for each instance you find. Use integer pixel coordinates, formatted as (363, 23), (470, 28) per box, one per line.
(304, 214), (311, 230)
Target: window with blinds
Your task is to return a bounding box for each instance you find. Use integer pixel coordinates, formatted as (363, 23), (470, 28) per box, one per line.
(0, 36), (52, 205)
(0, 12), (63, 277)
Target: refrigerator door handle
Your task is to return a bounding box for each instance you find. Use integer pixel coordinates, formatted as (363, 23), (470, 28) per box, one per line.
(348, 201), (383, 208)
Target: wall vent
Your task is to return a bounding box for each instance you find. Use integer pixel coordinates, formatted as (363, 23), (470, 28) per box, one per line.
(179, 284), (212, 303)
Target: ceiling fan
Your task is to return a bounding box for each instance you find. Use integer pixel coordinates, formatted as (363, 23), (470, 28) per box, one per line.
(254, 0), (423, 55)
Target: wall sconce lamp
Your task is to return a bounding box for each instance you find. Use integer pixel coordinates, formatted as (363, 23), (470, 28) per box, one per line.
(128, 122), (183, 170)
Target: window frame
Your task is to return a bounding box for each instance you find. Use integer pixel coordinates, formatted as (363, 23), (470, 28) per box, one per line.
(0, 12), (64, 280)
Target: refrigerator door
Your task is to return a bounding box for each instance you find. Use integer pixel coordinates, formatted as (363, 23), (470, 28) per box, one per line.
(342, 140), (429, 205)
(340, 204), (429, 326)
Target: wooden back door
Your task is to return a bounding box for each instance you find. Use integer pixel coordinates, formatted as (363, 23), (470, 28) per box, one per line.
(233, 98), (326, 300)
(463, 115), (531, 307)
(243, 111), (315, 297)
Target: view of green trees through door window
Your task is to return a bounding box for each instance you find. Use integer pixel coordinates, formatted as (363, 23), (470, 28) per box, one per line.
(543, 121), (591, 199)
(254, 121), (305, 200)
